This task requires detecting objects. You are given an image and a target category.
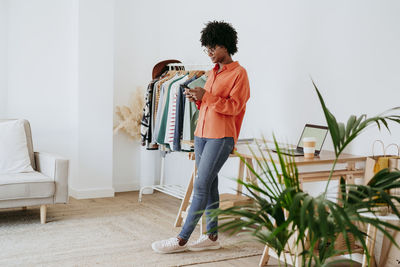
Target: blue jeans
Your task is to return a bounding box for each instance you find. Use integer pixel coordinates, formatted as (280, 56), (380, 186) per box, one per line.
(178, 136), (234, 240)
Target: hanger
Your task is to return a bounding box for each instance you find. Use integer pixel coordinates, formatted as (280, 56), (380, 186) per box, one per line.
(196, 70), (205, 77)
(187, 70), (196, 80)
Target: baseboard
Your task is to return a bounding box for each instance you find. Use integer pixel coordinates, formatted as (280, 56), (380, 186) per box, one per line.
(69, 187), (115, 199)
(113, 182), (140, 193)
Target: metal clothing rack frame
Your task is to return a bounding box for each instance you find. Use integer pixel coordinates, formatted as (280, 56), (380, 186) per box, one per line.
(138, 63), (211, 202)
(138, 150), (195, 202)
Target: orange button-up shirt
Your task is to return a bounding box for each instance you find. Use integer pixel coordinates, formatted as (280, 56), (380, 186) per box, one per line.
(194, 61), (250, 143)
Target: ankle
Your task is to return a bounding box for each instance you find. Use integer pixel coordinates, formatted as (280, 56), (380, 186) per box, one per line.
(177, 236), (187, 246)
(208, 234), (218, 241)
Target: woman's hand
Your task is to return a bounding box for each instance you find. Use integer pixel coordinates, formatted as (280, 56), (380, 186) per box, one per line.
(185, 94), (196, 102)
(188, 87), (206, 101)
(184, 89), (196, 102)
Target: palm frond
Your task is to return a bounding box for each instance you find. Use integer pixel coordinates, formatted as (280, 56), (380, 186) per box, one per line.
(312, 80), (400, 157)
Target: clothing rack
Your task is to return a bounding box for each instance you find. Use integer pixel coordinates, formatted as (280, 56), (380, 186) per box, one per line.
(167, 63), (213, 71)
(138, 63), (210, 202)
(138, 149), (195, 202)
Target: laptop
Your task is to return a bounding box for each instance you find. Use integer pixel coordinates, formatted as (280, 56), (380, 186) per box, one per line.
(272, 124), (329, 156)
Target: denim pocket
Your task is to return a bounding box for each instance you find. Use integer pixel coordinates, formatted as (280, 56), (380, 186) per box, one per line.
(224, 137), (235, 153)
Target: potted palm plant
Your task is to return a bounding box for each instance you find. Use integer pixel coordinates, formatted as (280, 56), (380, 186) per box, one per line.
(210, 81), (400, 266)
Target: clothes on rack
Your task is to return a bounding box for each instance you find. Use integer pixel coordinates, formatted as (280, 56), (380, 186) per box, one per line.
(141, 68), (207, 151)
(163, 73), (189, 148)
(140, 78), (159, 149)
(172, 76), (198, 151)
(180, 75), (207, 151)
(155, 73), (187, 145)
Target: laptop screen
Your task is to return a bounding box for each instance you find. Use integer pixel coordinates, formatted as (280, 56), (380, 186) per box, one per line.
(297, 124), (328, 152)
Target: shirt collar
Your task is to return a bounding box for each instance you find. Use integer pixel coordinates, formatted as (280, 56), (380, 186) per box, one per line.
(213, 61), (239, 73)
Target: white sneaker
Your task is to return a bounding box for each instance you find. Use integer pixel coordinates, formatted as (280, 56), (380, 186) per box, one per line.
(188, 235), (221, 251)
(151, 237), (187, 254)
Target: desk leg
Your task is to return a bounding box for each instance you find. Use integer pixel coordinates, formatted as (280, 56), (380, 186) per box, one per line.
(245, 158), (259, 187)
(175, 164), (197, 227)
(259, 246), (270, 266)
(236, 159), (245, 195)
(236, 157), (258, 194)
(336, 161), (356, 207)
(346, 161), (356, 184)
(200, 215), (207, 234)
(362, 223), (377, 267)
(295, 242), (304, 267)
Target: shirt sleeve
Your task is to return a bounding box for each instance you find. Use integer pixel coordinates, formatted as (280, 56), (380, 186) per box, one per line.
(201, 70), (250, 116)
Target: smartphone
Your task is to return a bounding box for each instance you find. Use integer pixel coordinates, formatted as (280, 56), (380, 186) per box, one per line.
(183, 84), (192, 96)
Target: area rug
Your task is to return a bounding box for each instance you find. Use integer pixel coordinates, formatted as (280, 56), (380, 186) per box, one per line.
(0, 192), (263, 266)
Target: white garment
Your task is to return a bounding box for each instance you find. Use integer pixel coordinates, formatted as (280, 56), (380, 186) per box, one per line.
(153, 74), (181, 141)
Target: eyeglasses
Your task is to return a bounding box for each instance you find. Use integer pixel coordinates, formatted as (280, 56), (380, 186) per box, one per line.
(203, 47), (216, 55)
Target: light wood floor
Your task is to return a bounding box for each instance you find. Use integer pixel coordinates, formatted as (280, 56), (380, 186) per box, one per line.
(75, 192), (358, 267)
(131, 192), (279, 266)
(0, 191), (361, 266)
(1, 191), (268, 266)
(135, 191), (360, 267)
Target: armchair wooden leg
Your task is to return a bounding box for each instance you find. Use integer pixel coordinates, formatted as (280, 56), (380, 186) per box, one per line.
(40, 205), (47, 224)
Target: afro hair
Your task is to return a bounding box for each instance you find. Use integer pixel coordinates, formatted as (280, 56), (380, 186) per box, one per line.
(200, 21), (238, 55)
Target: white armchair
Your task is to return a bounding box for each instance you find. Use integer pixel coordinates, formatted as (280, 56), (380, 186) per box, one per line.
(0, 119), (69, 223)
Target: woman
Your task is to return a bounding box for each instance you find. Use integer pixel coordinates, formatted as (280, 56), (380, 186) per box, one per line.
(152, 20), (250, 253)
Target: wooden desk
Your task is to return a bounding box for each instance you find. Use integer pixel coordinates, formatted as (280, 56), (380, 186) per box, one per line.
(236, 145), (367, 266)
(175, 140), (366, 266)
(235, 145), (366, 190)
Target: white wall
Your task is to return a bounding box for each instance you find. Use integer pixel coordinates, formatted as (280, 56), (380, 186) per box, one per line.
(2, 0), (115, 199)
(5, 0), (79, 187)
(2, 0), (399, 198)
(151, 0), (400, 194)
(75, 0), (114, 198)
(0, 0), (8, 117)
(113, 0), (160, 192)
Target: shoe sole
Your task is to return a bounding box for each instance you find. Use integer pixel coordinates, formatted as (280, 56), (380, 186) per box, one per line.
(152, 243), (187, 254)
(188, 245), (221, 251)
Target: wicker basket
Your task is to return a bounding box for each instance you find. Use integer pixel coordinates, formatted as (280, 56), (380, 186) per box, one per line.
(313, 232), (359, 255)
(334, 232), (357, 252)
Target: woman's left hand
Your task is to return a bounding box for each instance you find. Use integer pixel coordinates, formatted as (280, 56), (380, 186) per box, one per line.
(188, 87), (206, 101)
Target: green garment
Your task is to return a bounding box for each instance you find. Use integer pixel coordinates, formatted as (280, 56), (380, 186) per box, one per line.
(181, 75), (207, 150)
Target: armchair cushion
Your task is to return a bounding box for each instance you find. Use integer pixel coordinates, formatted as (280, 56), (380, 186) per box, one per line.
(0, 171), (54, 201)
(0, 120), (34, 174)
